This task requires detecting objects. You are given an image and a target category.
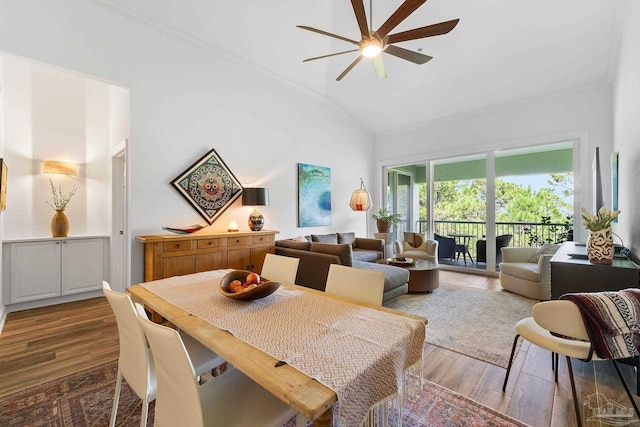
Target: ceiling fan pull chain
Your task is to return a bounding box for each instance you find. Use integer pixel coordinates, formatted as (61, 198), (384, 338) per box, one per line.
(369, 0), (373, 32)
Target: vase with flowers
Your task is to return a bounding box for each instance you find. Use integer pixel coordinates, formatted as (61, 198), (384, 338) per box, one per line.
(581, 206), (620, 265)
(46, 179), (79, 237)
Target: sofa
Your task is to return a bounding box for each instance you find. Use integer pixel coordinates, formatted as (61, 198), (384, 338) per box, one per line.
(275, 232), (409, 304)
(498, 244), (559, 300)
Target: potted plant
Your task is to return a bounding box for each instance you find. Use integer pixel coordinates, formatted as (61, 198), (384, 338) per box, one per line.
(371, 208), (402, 233)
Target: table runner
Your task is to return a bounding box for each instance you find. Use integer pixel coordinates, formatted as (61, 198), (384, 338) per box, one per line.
(140, 270), (425, 427)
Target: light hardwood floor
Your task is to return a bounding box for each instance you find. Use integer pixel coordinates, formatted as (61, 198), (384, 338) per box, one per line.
(1, 271), (638, 426)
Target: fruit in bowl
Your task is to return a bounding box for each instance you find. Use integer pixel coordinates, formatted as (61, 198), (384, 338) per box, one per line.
(220, 270), (281, 300)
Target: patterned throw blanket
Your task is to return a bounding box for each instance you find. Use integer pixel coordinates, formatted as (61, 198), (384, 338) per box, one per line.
(560, 289), (640, 359)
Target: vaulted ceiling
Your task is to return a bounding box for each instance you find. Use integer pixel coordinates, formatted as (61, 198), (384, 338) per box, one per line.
(106, 0), (622, 134)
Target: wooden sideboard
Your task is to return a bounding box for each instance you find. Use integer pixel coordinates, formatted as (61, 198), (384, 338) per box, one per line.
(550, 241), (639, 299)
(136, 230), (278, 282)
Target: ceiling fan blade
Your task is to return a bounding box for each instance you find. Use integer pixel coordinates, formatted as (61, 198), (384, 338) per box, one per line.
(373, 54), (387, 79)
(296, 25), (359, 45)
(376, 0), (426, 38)
(303, 49), (360, 62)
(384, 44), (433, 64)
(387, 19), (460, 44)
(337, 55), (364, 81)
(351, 0), (370, 38)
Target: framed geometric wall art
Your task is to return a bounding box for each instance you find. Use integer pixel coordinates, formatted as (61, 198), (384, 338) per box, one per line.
(297, 163), (331, 227)
(171, 149), (243, 225)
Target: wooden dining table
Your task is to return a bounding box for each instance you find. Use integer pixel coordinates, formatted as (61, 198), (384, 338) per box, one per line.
(127, 270), (426, 427)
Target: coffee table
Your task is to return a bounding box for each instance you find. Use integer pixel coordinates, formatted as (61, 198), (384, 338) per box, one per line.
(379, 259), (440, 293)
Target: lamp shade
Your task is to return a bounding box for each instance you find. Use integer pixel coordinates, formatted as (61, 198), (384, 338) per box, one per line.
(349, 178), (372, 211)
(42, 160), (78, 176)
(242, 188), (269, 206)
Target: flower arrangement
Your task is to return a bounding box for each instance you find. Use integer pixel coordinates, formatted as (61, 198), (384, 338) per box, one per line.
(46, 179), (78, 211)
(580, 207), (620, 232)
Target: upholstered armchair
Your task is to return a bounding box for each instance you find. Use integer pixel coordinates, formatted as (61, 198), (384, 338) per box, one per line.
(433, 233), (456, 261)
(498, 245), (558, 300)
(476, 234), (513, 265)
(394, 232), (438, 263)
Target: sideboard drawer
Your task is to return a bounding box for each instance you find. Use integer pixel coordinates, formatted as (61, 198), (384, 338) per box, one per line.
(227, 236), (250, 247)
(163, 240), (193, 252)
(252, 235), (273, 245)
(197, 239), (223, 249)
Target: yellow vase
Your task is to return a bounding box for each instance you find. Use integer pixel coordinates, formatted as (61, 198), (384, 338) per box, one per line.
(51, 210), (69, 237)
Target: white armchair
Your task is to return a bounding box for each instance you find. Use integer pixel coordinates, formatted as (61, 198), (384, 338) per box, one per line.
(498, 245), (558, 300)
(394, 232), (438, 263)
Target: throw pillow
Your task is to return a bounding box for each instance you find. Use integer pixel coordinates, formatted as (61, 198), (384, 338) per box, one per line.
(275, 240), (311, 251)
(529, 243), (560, 263)
(292, 235), (309, 242)
(310, 242), (353, 267)
(337, 232), (356, 247)
(311, 233), (338, 244)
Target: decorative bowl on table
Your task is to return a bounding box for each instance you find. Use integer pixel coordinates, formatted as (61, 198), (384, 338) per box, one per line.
(387, 257), (414, 266)
(219, 270), (281, 300)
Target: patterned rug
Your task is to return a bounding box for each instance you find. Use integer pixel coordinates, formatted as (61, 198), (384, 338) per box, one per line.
(0, 360), (528, 426)
(387, 282), (536, 368)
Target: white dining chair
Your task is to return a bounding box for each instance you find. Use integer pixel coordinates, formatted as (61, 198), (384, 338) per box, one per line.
(325, 264), (385, 306)
(261, 253), (300, 284)
(134, 303), (306, 427)
(502, 299), (640, 427)
(103, 282), (225, 427)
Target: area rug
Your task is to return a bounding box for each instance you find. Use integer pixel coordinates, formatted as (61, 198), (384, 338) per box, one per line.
(0, 360), (528, 427)
(386, 282), (536, 368)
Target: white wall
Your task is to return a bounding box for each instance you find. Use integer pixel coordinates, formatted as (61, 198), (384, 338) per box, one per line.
(0, 0), (373, 286)
(1, 56), (111, 239)
(612, 0), (640, 259)
(373, 82), (613, 243)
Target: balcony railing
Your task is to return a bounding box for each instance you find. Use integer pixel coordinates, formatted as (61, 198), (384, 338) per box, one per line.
(412, 219), (572, 258)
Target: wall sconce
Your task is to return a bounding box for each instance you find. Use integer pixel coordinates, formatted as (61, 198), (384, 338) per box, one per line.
(242, 188), (269, 231)
(42, 160), (78, 176)
(349, 178), (372, 211)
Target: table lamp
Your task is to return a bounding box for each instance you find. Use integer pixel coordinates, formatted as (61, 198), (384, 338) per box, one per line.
(242, 187), (269, 231)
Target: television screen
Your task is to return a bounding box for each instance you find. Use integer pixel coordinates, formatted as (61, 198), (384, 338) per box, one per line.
(593, 147), (604, 211)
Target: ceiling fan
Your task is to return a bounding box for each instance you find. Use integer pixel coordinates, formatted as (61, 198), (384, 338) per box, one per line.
(297, 0), (459, 81)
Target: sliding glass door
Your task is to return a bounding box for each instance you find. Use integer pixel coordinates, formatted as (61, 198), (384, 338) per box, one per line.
(383, 141), (575, 273)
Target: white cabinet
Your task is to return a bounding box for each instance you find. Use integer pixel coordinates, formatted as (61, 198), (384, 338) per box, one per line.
(3, 237), (109, 304)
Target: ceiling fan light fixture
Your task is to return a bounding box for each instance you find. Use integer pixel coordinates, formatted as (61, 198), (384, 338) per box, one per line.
(361, 41), (382, 58)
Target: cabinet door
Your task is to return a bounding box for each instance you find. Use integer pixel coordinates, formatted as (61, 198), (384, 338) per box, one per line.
(227, 248), (251, 271)
(9, 241), (61, 303)
(163, 255), (195, 278)
(250, 246), (271, 273)
(195, 252), (224, 273)
(62, 239), (105, 294)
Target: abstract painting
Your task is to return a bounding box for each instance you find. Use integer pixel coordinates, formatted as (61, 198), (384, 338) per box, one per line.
(171, 149), (243, 224)
(298, 163), (331, 227)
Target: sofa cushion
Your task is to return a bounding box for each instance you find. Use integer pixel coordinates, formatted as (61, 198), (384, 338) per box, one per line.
(353, 260), (409, 293)
(275, 239), (312, 251)
(499, 262), (541, 282)
(311, 233), (338, 244)
(337, 232), (356, 247)
(529, 243), (560, 263)
(352, 248), (383, 263)
(311, 242), (353, 267)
